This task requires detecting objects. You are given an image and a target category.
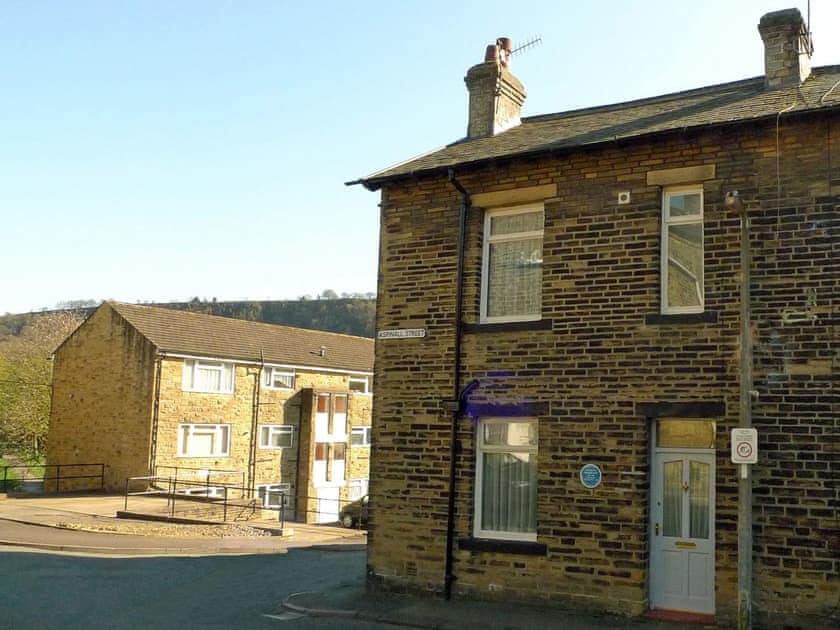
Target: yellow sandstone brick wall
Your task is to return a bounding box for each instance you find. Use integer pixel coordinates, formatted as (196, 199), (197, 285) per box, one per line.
(47, 307), (156, 492)
(368, 114), (839, 625)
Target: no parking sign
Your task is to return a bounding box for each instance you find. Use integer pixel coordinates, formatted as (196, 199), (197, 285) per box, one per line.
(731, 428), (758, 464)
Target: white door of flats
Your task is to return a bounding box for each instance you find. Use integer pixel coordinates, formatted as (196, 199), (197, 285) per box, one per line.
(650, 450), (715, 614)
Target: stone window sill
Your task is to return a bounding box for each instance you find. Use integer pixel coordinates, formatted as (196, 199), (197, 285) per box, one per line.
(462, 319), (552, 334)
(458, 537), (547, 555)
(645, 311), (718, 325)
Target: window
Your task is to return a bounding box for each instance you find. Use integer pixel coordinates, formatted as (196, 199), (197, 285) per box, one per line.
(333, 443), (346, 482)
(315, 393), (348, 441)
(475, 418), (538, 541)
(481, 205), (544, 323)
(348, 478), (369, 500)
(176, 486), (225, 498)
(350, 426), (372, 447)
(662, 187), (704, 313)
(256, 482), (290, 508)
(178, 424), (230, 457)
(314, 442), (328, 484)
(259, 425), (294, 449)
(349, 376), (371, 394)
(182, 359), (235, 393)
(263, 367), (295, 390)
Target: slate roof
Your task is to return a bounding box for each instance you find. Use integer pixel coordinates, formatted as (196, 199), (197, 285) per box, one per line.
(354, 66), (840, 190)
(108, 302), (374, 373)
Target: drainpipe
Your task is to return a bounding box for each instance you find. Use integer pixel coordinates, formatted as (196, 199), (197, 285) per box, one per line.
(443, 169), (470, 600)
(247, 351), (264, 492)
(149, 357), (163, 478)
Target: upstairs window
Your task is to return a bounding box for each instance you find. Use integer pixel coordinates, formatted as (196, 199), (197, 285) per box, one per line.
(263, 367), (295, 390)
(349, 376), (371, 394)
(182, 359), (234, 394)
(315, 393), (348, 441)
(259, 425), (294, 449)
(662, 187), (704, 313)
(481, 205), (544, 323)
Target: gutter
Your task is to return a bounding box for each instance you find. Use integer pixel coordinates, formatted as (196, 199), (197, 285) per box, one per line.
(348, 104), (840, 191)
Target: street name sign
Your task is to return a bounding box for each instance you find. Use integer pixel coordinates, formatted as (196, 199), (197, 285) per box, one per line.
(377, 328), (427, 340)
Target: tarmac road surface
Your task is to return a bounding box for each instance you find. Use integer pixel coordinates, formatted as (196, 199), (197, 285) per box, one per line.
(0, 544), (380, 630)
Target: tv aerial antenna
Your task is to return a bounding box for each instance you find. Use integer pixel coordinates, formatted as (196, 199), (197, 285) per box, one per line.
(511, 35), (542, 57)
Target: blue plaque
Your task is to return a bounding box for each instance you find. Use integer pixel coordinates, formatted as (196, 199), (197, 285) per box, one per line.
(580, 464), (602, 489)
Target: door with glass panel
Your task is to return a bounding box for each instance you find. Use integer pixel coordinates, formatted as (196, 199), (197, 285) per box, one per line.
(650, 419), (715, 614)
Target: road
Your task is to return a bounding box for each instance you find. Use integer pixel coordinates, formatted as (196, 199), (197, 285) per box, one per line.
(0, 536), (383, 629)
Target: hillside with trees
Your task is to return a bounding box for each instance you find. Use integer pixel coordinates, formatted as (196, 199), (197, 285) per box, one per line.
(0, 310), (84, 461)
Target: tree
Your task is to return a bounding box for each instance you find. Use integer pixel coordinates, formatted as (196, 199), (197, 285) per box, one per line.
(0, 311), (82, 459)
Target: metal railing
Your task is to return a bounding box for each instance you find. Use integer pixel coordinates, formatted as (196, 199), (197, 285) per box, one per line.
(123, 475), (286, 527)
(152, 465), (245, 489)
(1, 463), (105, 493)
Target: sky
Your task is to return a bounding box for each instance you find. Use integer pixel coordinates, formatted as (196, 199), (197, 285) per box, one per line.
(1, 1), (838, 315)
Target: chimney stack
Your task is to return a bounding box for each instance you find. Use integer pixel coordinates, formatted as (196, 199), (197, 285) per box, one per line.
(758, 8), (813, 89)
(464, 37), (526, 139)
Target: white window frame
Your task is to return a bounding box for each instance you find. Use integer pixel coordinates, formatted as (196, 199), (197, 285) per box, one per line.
(182, 359), (235, 394)
(480, 204), (544, 324)
(474, 417), (538, 542)
(348, 478), (369, 500)
(350, 426), (372, 447)
(177, 423), (231, 457)
(259, 424), (294, 449)
(255, 482), (290, 508)
(176, 486), (225, 498)
(349, 376), (371, 394)
(263, 366), (295, 390)
(661, 185), (704, 314)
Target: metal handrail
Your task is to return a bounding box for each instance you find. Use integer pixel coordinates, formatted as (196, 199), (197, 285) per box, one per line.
(1, 463), (105, 493)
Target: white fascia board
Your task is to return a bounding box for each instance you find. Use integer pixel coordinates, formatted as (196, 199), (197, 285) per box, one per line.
(157, 351), (372, 376)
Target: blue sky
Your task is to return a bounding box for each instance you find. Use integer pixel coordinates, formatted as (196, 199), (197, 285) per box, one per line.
(2, 1), (838, 314)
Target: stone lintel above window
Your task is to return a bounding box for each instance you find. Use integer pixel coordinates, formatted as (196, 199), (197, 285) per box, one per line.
(646, 165), (716, 186)
(471, 184), (557, 209)
(464, 402), (549, 418)
(636, 401), (725, 418)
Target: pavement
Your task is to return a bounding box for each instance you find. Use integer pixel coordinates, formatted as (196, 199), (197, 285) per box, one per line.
(281, 586), (699, 629)
(0, 492), (366, 555)
(0, 493), (698, 628)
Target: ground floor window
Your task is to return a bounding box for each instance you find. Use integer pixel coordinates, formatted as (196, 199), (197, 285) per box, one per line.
(256, 482), (290, 508)
(350, 426), (372, 446)
(474, 417), (538, 541)
(348, 478), (369, 500)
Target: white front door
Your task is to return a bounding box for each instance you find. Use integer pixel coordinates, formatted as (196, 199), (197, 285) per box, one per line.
(650, 450), (715, 614)
(316, 487), (340, 524)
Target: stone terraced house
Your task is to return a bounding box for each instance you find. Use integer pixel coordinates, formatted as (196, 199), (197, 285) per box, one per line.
(46, 301), (374, 524)
(351, 9), (837, 628)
